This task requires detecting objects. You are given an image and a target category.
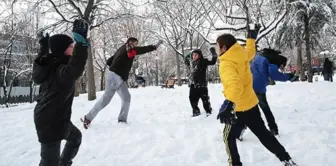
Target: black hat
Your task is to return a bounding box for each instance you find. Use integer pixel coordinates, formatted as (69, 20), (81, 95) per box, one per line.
(49, 34), (74, 54)
(192, 49), (204, 58)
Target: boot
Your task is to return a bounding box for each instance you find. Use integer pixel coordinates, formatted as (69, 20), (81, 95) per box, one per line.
(118, 120), (128, 124)
(192, 110), (201, 117)
(282, 159), (298, 166)
(270, 128), (279, 136)
(59, 161), (72, 166)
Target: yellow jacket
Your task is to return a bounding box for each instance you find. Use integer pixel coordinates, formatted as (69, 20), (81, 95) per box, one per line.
(218, 39), (258, 112)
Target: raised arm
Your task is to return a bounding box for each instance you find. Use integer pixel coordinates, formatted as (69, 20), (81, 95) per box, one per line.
(56, 44), (88, 83)
(246, 39), (256, 62)
(56, 19), (89, 84)
(246, 24), (261, 62)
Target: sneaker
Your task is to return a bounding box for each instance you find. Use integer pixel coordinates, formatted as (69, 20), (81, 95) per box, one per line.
(80, 116), (91, 129)
(282, 160), (298, 166)
(237, 126), (247, 141)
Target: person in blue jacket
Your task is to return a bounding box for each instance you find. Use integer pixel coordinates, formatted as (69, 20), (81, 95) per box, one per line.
(238, 49), (297, 139)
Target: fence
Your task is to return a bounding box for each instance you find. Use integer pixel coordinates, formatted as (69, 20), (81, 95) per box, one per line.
(0, 86), (40, 105)
(0, 94), (39, 105)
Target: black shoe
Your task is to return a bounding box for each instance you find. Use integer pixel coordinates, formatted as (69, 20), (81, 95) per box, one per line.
(192, 112), (201, 117)
(118, 120), (127, 124)
(59, 161), (72, 166)
(282, 160), (298, 166)
(270, 129), (279, 136)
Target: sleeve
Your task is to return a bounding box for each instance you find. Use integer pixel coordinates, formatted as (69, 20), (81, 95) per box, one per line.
(106, 56), (114, 66)
(128, 45), (157, 58)
(56, 44), (88, 84)
(219, 63), (243, 103)
(204, 55), (217, 65)
(245, 39), (256, 62)
(184, 53), (191, 67)
(268, 64), (289, 81)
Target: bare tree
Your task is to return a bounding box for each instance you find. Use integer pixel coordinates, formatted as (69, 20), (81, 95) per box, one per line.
(41, 0), (138, 100)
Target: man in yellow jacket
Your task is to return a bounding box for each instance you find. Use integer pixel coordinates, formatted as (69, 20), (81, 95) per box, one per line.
(215, 25), (298, 166)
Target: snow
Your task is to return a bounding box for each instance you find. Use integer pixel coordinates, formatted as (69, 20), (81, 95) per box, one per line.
(1, 78), (336, 166)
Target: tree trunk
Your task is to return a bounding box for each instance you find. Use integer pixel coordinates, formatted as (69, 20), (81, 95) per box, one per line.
(155, 58), (159, 86)
(175, 51), (182, 86)
(29, 80), (33, 103)
(74, 80), (80, 97)
(87, 38), (96, 100)
(304, 14), (313, 83)
(100, 69), (105, 91)
(296, 40), (304, 81)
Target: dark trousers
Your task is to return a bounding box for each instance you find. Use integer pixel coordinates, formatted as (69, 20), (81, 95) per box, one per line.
(256, 93), (278, 132)
(223, 106), (290, 166)
(39, 123), (82, 166)
(189, 85), (212, 114)
(324, 73), (333, 82)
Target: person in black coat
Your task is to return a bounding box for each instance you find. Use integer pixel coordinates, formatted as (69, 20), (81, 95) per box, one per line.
(82, 37), (163, 128)
(33, 19), (89, 166)
(184, 48), (217, 117)
(322, 58), (334, 82)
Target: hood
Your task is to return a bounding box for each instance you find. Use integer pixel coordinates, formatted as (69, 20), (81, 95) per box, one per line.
(32, 54), (70, 84)
(191, 49), (204, 60)
(218, 42), (247, 63)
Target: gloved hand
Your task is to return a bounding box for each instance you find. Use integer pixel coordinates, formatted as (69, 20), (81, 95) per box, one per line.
(155, 40), (163, 48)
(217, 100), (237, 124)
(72, 19), (89, 46)
(37, 31), (49, 54)
(247, 23), (261, 39)
(209, 47), (216, 56)
(287, 73), (298, 82)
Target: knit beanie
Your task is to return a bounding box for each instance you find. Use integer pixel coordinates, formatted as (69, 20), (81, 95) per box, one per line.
(48, 34), (74, 55)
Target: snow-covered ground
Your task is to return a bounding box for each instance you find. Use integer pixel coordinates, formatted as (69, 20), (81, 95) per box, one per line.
(1, 79), (335, 166)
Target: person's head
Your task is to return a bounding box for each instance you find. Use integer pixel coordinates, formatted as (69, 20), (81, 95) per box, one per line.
(325, 58), (330, 63)
(260, 48), (282, 65)
(191, 49), (203, 61)
(126, 37), (138, 48)
(48, 34), (74, 56)
(278, 55), (287, 69)
(215, 34), (237, 56)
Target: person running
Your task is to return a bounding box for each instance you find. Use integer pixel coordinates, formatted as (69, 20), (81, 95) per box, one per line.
(82, 37), (163, 128)
(215, 24), (298, 166)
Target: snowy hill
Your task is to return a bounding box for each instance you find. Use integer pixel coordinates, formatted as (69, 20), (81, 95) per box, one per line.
(1, 81), (335, 166)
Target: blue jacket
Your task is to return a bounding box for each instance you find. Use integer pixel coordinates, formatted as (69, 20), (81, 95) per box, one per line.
(250, 54), (289, 93)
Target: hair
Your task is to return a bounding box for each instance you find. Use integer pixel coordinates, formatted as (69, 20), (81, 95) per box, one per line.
(260, 48), (282, 65)
(278, 55), (288, 67)
(216, 34), (237, 50)
(127, 37), (138, 43)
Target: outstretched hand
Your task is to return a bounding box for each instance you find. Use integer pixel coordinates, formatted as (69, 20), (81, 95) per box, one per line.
(155, 40), (163, 48)
(247, 23), (261, 39)
(72, 19), (89, 46)
(209, 47), (217, 56)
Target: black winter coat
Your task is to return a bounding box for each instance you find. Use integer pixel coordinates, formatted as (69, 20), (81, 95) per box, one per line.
(106, 44), (157, 81)
(32, 44), (88, 143)
(185, 50), (217, 87)
(323, 58), (334, 74)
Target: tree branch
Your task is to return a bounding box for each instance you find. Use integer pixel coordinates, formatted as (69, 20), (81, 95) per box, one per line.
(47, 0), (71, 22)
(67, 0), (83, 18)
